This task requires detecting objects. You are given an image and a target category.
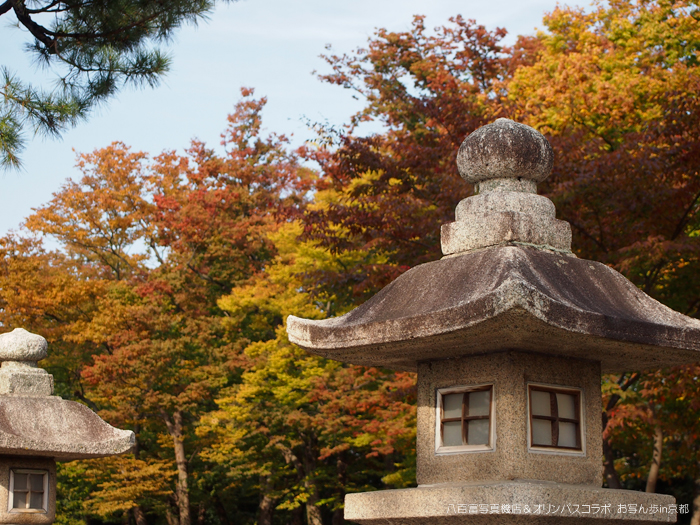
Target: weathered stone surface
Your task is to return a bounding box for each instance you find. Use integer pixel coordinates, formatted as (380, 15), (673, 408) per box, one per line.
(344, 481), (676, 524)
(0, 329), (54, 396)
(0, 395), (134, 460)
(476, 178), (537, 194)
(0, 328), (135, 462)
(457, 119), (553, 185)
(0, 364), (53, 396)
(441, 212), (572, 255)
(0, 329), (47, 362)
(286, 246), (700, 372)
(416, 353), (602, 486)
(455, 192), (555, 220)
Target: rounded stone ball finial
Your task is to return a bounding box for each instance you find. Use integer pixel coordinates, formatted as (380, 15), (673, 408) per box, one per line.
(457, 118), (554, 185)
(0, 328), (48, 362)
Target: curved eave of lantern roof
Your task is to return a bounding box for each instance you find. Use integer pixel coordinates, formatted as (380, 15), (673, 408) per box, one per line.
(287, 246), (700, 373)
(0, 395), (135, 460)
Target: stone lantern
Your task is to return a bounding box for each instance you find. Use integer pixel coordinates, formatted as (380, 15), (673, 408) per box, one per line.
(0, 328), (134, 524)
(287, 119), (700, 524)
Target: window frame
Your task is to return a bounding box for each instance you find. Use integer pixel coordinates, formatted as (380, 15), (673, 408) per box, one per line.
(7, 468), (49, 513)
(435, 383), (495, 455)
(527, 383), (585, 455)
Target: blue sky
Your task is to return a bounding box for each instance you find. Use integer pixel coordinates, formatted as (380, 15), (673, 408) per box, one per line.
(0, 0), (568, 235)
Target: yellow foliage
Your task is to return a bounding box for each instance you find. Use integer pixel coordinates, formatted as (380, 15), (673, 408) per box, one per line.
(509, 0), (700, 146)
(79, 456), (175, 517)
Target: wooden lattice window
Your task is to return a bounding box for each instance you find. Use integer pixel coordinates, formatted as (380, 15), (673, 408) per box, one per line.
(529, 385), (582, 450)
(439, 385), (493, 448)
(8, 469), (48, 512)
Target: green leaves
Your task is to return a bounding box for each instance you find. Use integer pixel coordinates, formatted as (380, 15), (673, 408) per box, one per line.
(0, 0), (229, 169)
(0, 67), (86, 168)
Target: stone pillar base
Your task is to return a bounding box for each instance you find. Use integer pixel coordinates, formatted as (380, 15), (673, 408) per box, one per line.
(344, 481), (676, 524)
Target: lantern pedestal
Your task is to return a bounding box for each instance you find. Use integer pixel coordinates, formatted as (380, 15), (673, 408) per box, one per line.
(345, 481), (676, 524)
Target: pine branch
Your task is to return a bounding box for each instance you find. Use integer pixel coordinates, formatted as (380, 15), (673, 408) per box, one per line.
(11, 0), (58, 53)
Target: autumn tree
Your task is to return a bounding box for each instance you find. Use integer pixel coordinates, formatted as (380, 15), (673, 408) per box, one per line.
(200, 24), (527, 522)
(81, 94), (310, 525)
(201, 222), (416, 525)
(0, 0), (235, 169)
(190, 21), (536, 525)
(302, 15), (536, 302)
(0, 89), (313, 525)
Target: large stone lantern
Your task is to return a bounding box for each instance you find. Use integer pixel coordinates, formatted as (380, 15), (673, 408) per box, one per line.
(287, 119), (700, 524)
(0, 328), (134, 524)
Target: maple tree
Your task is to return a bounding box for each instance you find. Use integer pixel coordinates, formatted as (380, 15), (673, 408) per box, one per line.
(302, 15), (531, 300)
(195, 24), (535, 523)
(304, 1), (700, 518)
(76, 92), (310, 525)
(0, 89), (316, 525)
(201, 222), (416, 525)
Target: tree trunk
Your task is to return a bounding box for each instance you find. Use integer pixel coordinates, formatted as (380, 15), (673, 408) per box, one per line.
(303, 449), (323, 525)
(691, 467), (700, 525)
(304, 481), (323, 525)
(275, 442), (323, 525)
(601, 373), (640, 489)
(602, 438), (622, 489)
(332, 458), (347, 525)
(645, 424), (663, 493)
(164, 410), (191, 525)
(132, 506), (148, 525)
(165, 498), (179, 525)
(290, 507), (304, 525)
(259, 475), (275, 525)
(214, 495), (231, 525)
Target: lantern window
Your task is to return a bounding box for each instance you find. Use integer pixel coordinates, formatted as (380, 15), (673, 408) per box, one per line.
(528, 385), (582, 452)
(436, 385), (494, 453)
(8, 469), (48, 513)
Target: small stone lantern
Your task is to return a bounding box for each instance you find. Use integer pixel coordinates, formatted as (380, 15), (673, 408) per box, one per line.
(287, 119), (700, 524)
(0, 328), (134, 524)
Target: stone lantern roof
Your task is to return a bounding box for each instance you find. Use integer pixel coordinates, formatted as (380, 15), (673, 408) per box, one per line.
(0, 328), (134, 460)
(287, 118), (700, 372)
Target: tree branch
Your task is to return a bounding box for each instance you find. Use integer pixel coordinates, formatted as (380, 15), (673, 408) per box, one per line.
(45, 9), (168, 42)
(25, 0), (62, 14)
(73, 389), (100, 412)
(568, 218), (608, 254)
(275, 443), (304, 476)
(671, 188), (700, 241)
(11, 0), (57, 53)
(601, 372), (641, 489)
